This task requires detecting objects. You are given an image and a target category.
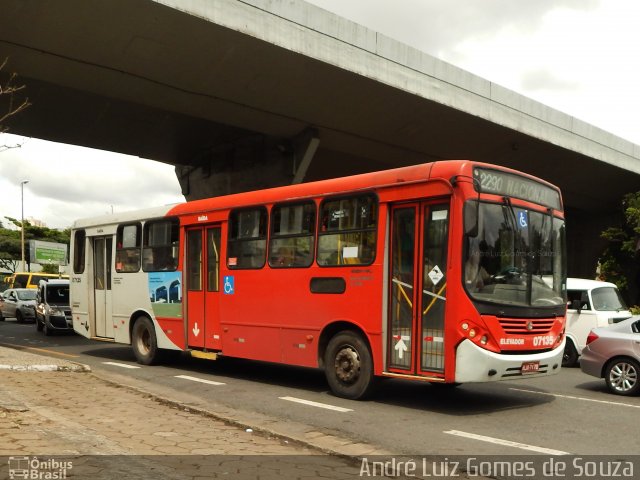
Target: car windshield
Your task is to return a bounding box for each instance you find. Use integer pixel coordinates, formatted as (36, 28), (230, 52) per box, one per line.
(464, 201), (566, 308)
(16, 290), (37, 301)
(591, 287), (627, 311)
(46, 286), (70, 304)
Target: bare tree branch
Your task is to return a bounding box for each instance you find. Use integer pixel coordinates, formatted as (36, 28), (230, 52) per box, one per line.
(0, 57), (31, 145)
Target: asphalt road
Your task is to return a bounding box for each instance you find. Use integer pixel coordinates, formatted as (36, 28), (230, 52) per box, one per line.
(2, 318), (639, 457)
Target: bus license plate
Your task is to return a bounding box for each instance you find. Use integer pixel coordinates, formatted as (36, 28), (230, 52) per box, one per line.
(521, 361), (540, 374)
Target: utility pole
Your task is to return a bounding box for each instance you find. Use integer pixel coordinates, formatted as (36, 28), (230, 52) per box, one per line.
(20, 180), (29, 272)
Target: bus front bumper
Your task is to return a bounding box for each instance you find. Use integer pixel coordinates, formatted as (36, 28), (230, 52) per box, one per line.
(454, 338), (565, 383)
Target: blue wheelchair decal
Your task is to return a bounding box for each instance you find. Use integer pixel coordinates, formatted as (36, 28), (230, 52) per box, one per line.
(517, 211), (528, 229)
(223, 276), (235, 295)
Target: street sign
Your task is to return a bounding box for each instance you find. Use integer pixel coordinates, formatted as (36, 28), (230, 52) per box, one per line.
(29, 240), (68, 265)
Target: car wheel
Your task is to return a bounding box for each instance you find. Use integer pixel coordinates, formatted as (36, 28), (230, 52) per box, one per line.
(36, 316), (43, 332)
(562, 339), (579, 367)
(16, 310), (23, 324)
(131, 316), (160, 365)
(605, 358), (640, 396)
(324, 331), (375, 400)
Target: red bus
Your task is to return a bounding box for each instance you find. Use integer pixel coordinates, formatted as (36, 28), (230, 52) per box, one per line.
(70, 160), (567, 399)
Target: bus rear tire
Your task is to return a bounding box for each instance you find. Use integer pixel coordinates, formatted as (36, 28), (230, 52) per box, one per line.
(324, 331), (374, 400)
(132, 316), (160, 365)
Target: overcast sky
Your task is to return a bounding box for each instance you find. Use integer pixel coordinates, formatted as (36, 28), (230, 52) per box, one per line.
(1, 0), (639, 230)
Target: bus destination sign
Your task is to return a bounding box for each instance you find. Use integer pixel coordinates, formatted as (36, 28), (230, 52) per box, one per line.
(473, 168), (562, 210)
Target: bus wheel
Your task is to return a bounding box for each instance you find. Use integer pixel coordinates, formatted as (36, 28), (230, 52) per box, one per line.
(324, 331), (374, 400)
(562, 340), (578, 368)
(132, 316), (159, 365)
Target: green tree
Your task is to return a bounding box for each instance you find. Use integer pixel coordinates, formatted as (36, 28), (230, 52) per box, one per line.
(40, 263), (60, 274)
(599, 191), (640, 306)
(0, 217), (70, 273)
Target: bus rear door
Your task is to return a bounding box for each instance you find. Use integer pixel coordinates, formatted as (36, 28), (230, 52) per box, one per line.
(185, 225), (222, 350)
(92, 236), (114, 338)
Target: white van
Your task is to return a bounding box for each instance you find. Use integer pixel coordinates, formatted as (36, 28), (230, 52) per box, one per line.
(563, 278), (632, 366)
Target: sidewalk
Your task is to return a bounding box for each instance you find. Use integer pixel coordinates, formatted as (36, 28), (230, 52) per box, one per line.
(0, 346), (389, 479)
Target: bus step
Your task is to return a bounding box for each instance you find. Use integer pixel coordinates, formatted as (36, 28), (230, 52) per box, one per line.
(189, 350), (218, 361)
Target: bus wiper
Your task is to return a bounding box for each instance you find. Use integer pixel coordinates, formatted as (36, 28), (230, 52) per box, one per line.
(536, 207), (553, 278)
(502, 197), (518, 231)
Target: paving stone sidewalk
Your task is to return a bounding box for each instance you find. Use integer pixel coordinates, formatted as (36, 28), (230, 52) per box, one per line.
(0, 370), (377, 479)
(0, 340), (402, 480)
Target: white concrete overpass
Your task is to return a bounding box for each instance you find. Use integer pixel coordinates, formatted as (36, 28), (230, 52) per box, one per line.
(1, 0), (639, 276)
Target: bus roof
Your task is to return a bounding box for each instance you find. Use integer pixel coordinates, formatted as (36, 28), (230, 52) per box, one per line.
(71, 160), (561, 228)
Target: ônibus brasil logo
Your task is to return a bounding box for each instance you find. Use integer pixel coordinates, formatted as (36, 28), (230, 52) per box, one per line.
(8, 456), (72, 479)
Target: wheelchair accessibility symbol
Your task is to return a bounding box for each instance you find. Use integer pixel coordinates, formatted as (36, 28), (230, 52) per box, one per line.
(223, 276), (235, 295)
(517, 211), (528, 229)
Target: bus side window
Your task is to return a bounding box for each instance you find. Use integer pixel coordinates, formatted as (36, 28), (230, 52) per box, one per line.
(268, 202), (315, 268)
(227, 207), (268, 269)
(115, 223), (141, 273)
(73, 230), (86, 274)
(142, 218), (179, 272)
(317, 194), (377, 267)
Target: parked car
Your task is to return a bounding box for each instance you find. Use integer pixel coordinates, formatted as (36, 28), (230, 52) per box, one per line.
(0, 288), (37, 323)
(7, 272), (69, 289)
(580, 317), (640, 396)
(35, 279), (72, 335)
(563, 278), (632, 367)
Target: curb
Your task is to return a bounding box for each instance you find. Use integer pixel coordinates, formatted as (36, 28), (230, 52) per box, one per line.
(0, 363), (91, 372)
(92, 371), (393, 459)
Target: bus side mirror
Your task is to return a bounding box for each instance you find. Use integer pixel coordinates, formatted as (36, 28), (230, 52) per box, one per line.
(570, 299), (582, 314)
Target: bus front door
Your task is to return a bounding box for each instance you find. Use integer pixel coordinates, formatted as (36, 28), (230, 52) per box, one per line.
(185, 226), (222, 350)
(92, 236), (114, 338)
(388, 203), (449, 377)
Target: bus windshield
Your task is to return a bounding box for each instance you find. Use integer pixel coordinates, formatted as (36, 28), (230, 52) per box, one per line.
(464, 201), (566, 308)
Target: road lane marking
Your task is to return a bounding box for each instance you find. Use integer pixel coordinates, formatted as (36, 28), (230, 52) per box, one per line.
(175, 374), (225, 386)
(278, 396), (353, 412)
(444, 430), (569, 455)
(510, 387), (640, 409)
(102, 361), (140, 369)
(0, 342), (80, 358)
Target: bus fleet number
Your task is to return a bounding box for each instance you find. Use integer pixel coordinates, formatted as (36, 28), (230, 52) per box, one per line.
(533, 335), (555, 347)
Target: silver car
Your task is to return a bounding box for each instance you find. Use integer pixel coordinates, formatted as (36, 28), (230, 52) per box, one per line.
(0, 288), (37, 323)
(580, 317), (640, 396)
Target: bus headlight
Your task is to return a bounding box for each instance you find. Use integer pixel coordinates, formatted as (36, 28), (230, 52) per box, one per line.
(461, 322), (469, 331)
(468, 329), (476, 338)
(480, 335), (488, 345)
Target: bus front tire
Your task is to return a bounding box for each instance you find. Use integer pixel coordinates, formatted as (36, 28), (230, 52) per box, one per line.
(132, 316), (160, 365)
(324, 331), (374, 400)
